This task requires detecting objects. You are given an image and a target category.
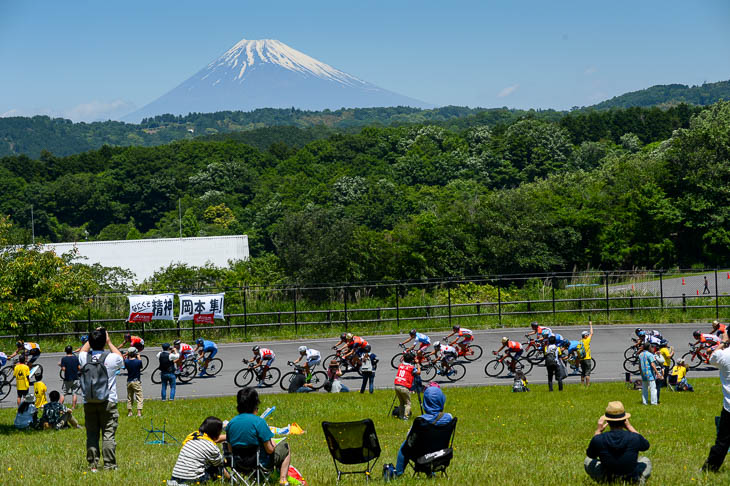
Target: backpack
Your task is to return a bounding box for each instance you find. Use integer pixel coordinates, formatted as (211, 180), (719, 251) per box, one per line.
(79, 351), (110, 403)
(370, 353), (379, 370)
(576, 342), (587, 359)
(545, 350), (558, 367)
(15, 403), (37, 429)
(382, 463), (396, 481)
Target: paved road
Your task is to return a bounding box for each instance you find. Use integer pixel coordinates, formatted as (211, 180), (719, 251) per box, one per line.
(1, 323), (720, 408)
(610, 274), (730, 302)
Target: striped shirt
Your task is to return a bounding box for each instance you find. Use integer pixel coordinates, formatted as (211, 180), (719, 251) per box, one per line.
(171, 432), (224, 480)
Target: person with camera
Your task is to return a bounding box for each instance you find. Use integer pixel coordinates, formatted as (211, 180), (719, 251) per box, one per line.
(393, 352), (421, 420)
(78, 327), (124, 472)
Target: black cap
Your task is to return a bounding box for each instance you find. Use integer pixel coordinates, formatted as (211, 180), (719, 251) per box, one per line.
(162, 342), (171, 350)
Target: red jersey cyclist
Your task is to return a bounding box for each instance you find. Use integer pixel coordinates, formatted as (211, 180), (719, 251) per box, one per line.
(692, 330), (721, 361)
(342, 334), (369, 368)
(525, 321), (552, 342)
(493, 337), (523, 374)
(120, 333), (145, 353)
(712, 320), (727, 338)
(445, 325), (474, 354)
(429, 341), (458, 376)
(250, 345), (275, 387)
(173, 340), (194, 370)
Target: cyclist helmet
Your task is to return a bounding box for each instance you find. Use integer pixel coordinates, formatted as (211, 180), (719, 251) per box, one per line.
(363, 345), (371, 353)
(16, 340), (23, 348)
(65, 345), (73, 354)
(452, 325), (460, 331)
(530, 321), (539, 329)
(123, 333), (131, 341)
(637, 331), (645, 338)
(693, 330), (701, 339)
(409, 329), (417, 337)
(581, 331), (589, 338)
(173, 339), (181, 346)
(501, 337), (508, 344)
(298, 345), (307, 354)
(196, 338), (204, 345)
(541, 329), (550, 337)
(635, 328), (643, 336)
(433, 341), (441, 349)
(340, 332), (347, 340)
(346, 333), (353, 340)
(80, 335), (88, 343)
(561, 340), (570, 347)
(713, 320), (720, 328)
(252, 345), (261, 354)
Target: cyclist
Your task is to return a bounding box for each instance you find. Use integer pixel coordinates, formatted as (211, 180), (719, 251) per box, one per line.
(400, 329), (431, 353)
(342, 335), (369, 368)
(120, 333), (145, 353)
(636, 328), (664, 342)
(250, 345), (275, 386)
(526, 321), (552, 342)
(333, 332), (350, 353)
(73, 335), (88, 353)
(430, 341), (458, 376)
(636, 330), (665, 348)
(8, 340), (42, 365)
(493, 337), (523, 374)
(692, 330), (721, 361)
(445, 325), (474, 354)
(292, 345), (321, 376)
(542, 329), (567, 347)
(712, 320), (727, 337)
(194, 338), (218, 376)
(173, 340), (195, 371)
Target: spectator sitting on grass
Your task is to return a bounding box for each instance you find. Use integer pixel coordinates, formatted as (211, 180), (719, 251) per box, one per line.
(169, 416), (230, 485)
(287, 370), (315, 393)
(585, 401), (651, 484)
(38, 390), (81, 430)
(324, 359), (349, 393)
(670, 359), (693, 391)
(226, 387), (292, 486)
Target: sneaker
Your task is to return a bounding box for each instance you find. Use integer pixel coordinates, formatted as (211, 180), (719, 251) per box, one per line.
(127, 412), (132, 417)
(446, 370), (455, 377)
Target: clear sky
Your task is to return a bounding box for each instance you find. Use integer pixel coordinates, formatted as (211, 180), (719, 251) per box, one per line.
(1, 0), (728, 121)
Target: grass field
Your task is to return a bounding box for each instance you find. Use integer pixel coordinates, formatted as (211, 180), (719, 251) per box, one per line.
(0, 379), (728, 485)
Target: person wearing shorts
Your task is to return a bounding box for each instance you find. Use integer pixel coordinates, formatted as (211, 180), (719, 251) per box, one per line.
(60, 345), (81, 410)
(195, 339), (218, 376)
(13, 354), (31, 407)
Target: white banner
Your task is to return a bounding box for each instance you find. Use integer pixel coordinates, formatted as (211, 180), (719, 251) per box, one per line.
(178, 293), (225, 323)
(127, 294), (175, 323)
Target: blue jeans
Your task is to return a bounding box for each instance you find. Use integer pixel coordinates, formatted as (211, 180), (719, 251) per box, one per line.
(161, 373), (176, 400)
(395, 440), (407, 476)
(360, 371), (375, 393)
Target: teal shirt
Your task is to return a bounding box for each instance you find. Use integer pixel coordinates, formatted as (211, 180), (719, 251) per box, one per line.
(226, 413), (273, 448)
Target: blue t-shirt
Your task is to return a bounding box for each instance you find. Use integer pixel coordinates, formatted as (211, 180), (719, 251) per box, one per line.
(415, 333), (430, 344)
(553, 334), (565, 345)
(567, 340), (580, 353)
(201, 340), (217, 352)
(226, 413), (274, 448)
(60, 355), (80, 381)
(639, 351), (656, 381)
(124, 358), (143, 382)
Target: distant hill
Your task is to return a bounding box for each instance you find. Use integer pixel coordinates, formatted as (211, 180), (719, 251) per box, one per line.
(590, 80), (730, 110)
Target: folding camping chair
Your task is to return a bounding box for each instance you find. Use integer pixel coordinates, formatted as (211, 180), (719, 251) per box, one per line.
(402, 416), (458, 478)
(322, 419), (381, 482)
(223, 442), (271, 485)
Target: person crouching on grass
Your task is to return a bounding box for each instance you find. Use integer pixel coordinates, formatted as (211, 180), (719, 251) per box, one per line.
(168, 416), (230, 485)
(585, 401), (651, 484)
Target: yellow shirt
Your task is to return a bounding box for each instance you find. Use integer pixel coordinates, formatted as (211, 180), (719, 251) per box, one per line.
(671, 365), (687, 381)
(13, 364), (30, 391)
(34, 381), (48, 408)
(581, 336), (592, 360)
(658, 347), (673, 368)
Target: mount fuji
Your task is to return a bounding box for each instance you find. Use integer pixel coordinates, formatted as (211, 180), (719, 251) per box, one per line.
(123, 39), (431, 122)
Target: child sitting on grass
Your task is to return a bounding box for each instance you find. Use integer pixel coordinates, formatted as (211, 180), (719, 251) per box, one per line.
(169, 416), (230, 485)
(670, 359), (694, 391)
(38, 390), (81, 430)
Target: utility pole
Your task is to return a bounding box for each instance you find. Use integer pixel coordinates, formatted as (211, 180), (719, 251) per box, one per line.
(178, 198), (183, 239)
(31, 204), (35, 244)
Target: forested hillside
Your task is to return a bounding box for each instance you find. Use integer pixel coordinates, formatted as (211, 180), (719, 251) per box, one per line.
(590, 80), (730, 110)
(1, 101), (727, 284)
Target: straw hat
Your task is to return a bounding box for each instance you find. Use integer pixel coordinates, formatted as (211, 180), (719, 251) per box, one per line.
(601, 401), (630, 422)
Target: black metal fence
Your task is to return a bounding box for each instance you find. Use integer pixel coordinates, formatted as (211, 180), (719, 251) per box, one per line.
(3, 269), (729, 342)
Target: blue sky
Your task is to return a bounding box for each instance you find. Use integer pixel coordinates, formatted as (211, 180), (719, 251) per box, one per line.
(1, 0), (728, 121)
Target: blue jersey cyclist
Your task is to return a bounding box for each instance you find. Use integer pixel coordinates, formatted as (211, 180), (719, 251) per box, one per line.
(400, 329), (431, 353)
(195, 338), (218, 376)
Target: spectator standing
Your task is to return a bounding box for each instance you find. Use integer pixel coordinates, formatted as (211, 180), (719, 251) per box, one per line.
(704, 276), (711, 294)
(38, 390), (81, 430)
(585, 401), (651, 483)
(639, 342), (661, 405)
(158, 343), (179, 401)
(360, 345), (376, 394)
(544, 335), (563, 392)
(580, 321), (594, 387)
(13, 354), (31, 407)
(34, 370), (48, 409)
(78, 328), (124, 472)
(655, 344), (674, 403)
(124, 347), (144, 417)
(226, 388), (292, 486)
(393, 352), (421, 420)
(60, 345), (81, 410)
(703, 330), (730, 471)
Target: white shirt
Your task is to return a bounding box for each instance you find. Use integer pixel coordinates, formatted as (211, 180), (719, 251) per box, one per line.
(306, 349), (320, 361)
(79, 350), (124, 404)
(710, 346), (730, 412)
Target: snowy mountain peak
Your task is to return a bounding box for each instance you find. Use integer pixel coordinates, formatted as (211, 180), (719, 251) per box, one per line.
(207, 38), (361, 86)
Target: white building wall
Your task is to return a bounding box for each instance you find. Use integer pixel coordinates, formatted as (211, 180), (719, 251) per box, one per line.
(43, 235), (249, 282)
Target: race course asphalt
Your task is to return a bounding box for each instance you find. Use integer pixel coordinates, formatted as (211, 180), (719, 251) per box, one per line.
(1, 323), (721, 408)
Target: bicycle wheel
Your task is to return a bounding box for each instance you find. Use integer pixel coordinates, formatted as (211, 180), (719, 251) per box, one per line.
(280, 371), (297, 391)
(321, 354), (337, 370)
(390, 353), (405, 369)
(623, 346), (637, 360)
(206, 358), (224, 376)
(0, 381), (11, 401)
(623, 357), (640, 375)
(463, 345), (483, 362)
(30, 364), (44, 380)
(0, 366), (13, 382)
(59, 368), (65, 380)
(178, 362), (197, 383)
(309, 371), (328, 390)
(139, 355), (150, 372)
(261, 367), (281, 387)
(484, 359), (504, 377)
(515, 359), (533, 375)
(234, 368), (254, 388)
(447, 363), (467, 382)
(151, 368), (161, 384)
(590, 358), (597, 371)
(681, 351), (703, 369)
(420, 364), (437, 382)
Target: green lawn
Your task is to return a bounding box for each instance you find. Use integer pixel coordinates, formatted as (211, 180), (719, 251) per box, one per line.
(0, 379), (727, 485)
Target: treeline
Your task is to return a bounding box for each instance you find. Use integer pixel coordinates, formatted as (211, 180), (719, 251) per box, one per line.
(590, 80), (730, 110)
(1, 101), (728, 285)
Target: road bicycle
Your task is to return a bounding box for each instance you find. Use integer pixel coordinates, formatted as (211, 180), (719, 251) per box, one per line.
(1, 358), (44, 384)
(390, 344), (433, 370)
(565, 355), (597, 374)
(151, 354), (198, 384)
(623, 352), (675, 375)
(120, 349), (150, 371)
(321, 349), (362, 376)
(234, 359), (281, 388)
(682, 343), (715, 369)
(0, 379), (10, 401)
(444, 339), (483, 362)
(279, 361), (328, 391)
(522, 338), (546, 365)
(484, 352), (533, 377)
(420, 357), (467, 382)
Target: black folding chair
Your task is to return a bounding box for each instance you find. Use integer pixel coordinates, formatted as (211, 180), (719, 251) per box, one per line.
(223, 442), (271, 485)
(322, 419), (381, 482)
(402, 416), (457, 477)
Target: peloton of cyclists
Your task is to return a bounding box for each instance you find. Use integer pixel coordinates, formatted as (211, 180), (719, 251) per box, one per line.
(429, 341), (458, 376)
(250, 345), (275, 386)
(493, 337), (523, 374)
(445, 325), (474, 355)
(293, 345), (321, 375)
(400, 329), (431, 354)
(195, 338), (218, 376)
(7, 340), (42, 365)
(692, 330), (721, 361)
